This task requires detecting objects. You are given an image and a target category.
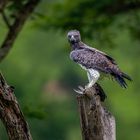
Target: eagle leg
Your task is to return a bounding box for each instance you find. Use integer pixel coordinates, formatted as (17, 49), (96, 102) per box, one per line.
(86, 78), (98, 88)
(74, 70), (100, 94)
(86, 69), (100, 88)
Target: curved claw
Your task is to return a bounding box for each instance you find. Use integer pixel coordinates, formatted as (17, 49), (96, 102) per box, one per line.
(78, 86), (85, 91)
(74, 89), (83, 94)
(74, 85), (85, 94)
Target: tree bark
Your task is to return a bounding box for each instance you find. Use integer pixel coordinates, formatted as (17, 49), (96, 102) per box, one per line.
(0, 73), (32, 140)
(77, 86), (116, 140)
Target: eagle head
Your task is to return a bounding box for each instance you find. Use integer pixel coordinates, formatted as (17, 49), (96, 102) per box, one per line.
(67, 30), (81, 44)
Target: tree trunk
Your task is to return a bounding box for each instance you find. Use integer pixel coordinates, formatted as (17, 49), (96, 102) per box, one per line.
(77, 86), (116, 140)
(0, 73), (32, 140)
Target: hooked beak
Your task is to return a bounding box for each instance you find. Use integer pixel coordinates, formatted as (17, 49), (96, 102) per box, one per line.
(70, 35), (76, 43)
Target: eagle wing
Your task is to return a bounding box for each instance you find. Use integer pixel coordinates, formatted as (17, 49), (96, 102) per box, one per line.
(84, 45), (117, 64)
(70, 48), (117, 74)
(70, 48), (132, 88)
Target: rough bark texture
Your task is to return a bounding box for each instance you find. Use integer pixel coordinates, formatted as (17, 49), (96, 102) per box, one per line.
(77, 87), (116, 140)
(0, 73), (32, 140)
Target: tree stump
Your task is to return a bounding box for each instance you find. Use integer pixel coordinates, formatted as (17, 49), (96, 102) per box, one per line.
(77, 86), (116, 140)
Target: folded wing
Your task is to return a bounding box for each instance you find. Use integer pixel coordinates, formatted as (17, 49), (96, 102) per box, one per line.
(70, 48), (132, 88)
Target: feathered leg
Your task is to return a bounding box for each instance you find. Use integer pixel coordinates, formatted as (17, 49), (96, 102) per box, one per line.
(86, 69), (100, 88)
(74, 69), (100, 94)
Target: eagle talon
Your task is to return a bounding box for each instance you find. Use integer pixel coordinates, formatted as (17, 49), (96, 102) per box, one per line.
(85, 84), (92, 90)
(78, 86), (85, 91)
(74, 86), (85, 94)
(74, 89), (83, 94)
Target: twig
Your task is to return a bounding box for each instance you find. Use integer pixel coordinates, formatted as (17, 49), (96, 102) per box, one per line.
(1, 10), (11, 29)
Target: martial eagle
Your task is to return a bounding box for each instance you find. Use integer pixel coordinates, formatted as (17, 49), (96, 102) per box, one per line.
(67, 30), (132, 92)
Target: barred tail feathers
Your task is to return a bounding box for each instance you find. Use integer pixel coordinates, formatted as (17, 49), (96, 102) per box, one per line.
(113, 72), (132, 88)
(114, 74), (127, 88)
(121, 72), (132, 81)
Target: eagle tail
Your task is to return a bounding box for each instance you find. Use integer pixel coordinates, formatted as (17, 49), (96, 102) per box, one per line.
(113, 72), (132, 88)
(121, 72), (132, 81)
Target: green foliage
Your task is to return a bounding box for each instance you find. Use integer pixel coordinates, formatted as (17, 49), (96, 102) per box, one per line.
(34, 0), (140, 45)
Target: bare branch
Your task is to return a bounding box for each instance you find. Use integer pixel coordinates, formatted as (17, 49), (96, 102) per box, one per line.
(1, 11), (11, 29)
(0, 0), (40, 62)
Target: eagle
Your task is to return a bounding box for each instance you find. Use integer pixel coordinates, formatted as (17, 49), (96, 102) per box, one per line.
(67, 30), (132, 94)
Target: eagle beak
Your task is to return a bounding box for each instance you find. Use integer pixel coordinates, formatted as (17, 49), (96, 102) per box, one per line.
(70, 35), (76, 42)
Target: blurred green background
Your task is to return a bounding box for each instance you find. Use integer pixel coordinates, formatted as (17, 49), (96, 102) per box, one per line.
(0, 0), (140, 140)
